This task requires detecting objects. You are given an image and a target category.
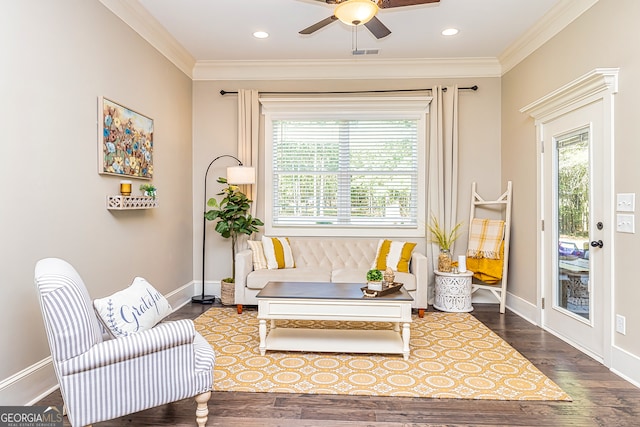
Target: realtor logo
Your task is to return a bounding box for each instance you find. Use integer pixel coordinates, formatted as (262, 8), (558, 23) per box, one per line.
(0, 406), (63, 427)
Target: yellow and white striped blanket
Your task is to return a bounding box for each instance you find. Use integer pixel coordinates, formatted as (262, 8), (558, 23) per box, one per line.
(467, 218), (505, 260)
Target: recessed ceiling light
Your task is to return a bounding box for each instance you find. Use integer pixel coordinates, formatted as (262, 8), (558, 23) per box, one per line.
(441, 28), (459, 36)
(253, 31), (269, 39)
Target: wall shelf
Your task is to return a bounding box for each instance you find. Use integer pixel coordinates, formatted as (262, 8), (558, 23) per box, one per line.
(107, 195), (158, 210)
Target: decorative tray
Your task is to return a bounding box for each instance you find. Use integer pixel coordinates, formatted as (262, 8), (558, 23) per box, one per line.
(361, 282), (403, 298)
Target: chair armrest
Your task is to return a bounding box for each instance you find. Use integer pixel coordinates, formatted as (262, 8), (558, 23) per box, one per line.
(410, 251), (429, 308)
(59, 319), (196, 376)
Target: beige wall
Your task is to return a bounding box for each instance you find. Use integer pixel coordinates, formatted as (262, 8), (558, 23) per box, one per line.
(502, 0), (640, 356)
(193, 78), (502, 284)
(0, 0), (193, 402)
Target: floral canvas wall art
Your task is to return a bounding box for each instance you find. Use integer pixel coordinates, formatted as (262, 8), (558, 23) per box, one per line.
(99, 97), (153, 179)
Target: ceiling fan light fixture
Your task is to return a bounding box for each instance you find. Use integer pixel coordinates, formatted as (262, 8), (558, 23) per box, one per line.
(335, 0), (379, 26)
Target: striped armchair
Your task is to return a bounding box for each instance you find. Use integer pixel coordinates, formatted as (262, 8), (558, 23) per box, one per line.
(34, 258), (215, 427)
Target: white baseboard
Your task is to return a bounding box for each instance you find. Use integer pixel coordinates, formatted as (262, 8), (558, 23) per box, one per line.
(1, 280), (201, 406)
(611, 345), (640, 389)
(505, 291), (540, 325)
(0, 357), (58, 405)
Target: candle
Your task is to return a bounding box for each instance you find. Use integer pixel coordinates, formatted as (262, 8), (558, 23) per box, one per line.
(120, 180), (132, 196)
(458, 255), (467, 273)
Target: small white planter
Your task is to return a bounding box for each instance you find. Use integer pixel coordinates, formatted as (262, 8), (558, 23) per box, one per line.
(367, 281), (383, 291)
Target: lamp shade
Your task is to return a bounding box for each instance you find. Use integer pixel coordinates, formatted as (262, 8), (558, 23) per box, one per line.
(334, 0), (378, 26)
(226, 166), (255, 184)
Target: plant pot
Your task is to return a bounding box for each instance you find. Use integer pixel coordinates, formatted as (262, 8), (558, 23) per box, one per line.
(367, 281), (383, 291)
(438, 248), (452, 272)
(220, 279), (234, 305)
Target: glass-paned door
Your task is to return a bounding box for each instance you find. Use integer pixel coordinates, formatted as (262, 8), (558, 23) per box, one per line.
(556, 129), (591, 320)
(542, 100), (606, 361)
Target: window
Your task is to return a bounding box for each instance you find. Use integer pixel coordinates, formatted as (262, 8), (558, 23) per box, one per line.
(261, 97), (430, 237)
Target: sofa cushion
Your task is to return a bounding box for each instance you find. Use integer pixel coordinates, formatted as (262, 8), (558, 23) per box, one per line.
(331, 267), (369, 284)
(262, 236), (296, 269)
(247, 240), (268, 270)
(372, 239), (417, 273)
(246, 267), (331, 290)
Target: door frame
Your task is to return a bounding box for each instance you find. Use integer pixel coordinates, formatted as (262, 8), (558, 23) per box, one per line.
(521, 68), (618, 366)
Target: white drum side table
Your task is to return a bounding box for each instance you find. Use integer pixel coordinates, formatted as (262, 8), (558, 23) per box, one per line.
(434, 270), (474, 312)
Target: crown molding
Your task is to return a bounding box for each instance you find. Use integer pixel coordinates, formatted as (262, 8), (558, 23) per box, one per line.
(192, 57), (501, 81)
(520, 68), (618, 121)
(98, 0), (195, 78)
(499, 0), (599, 75)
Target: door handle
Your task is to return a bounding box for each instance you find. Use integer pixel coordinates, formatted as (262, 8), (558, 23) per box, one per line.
(590, 240), (603, 248)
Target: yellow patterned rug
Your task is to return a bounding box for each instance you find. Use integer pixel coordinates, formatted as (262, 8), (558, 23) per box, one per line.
(195, 307), (571, 401)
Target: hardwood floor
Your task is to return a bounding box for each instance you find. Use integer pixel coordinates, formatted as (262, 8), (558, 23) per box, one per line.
(37, 303), (640, 426)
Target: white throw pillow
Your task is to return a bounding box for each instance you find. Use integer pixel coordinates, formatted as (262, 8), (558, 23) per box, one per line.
(247, 240), (268, 270)
(262, 236), (296, 270)
(94, 277), (172, 338)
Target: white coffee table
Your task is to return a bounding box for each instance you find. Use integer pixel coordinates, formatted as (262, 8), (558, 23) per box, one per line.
(256, 281), (413, 360)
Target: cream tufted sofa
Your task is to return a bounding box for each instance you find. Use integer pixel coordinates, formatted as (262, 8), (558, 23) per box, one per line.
(234, 237), (428, 316)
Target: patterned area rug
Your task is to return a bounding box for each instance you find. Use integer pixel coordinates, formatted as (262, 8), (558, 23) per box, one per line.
(195, 307), (571, 401)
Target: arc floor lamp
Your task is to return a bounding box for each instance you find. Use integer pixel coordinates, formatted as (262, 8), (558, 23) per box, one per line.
(193, 154), (255, 304)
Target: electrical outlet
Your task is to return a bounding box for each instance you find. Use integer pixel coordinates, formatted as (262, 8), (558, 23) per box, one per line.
(616, 314), (626, 335)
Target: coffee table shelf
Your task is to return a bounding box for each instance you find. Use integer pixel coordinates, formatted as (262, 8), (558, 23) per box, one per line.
(256, 282), (413, 360)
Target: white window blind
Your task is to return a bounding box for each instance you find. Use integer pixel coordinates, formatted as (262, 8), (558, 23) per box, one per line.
(271, 118), (418, 228)
(261, 96), (430, 237)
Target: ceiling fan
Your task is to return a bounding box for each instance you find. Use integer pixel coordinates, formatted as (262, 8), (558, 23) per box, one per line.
(299, 0), (441, 39)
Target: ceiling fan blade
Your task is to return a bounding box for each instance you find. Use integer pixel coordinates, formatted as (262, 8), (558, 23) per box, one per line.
(378, 0), (440, 8)
(299, 15), (339, 34)
(364, 16), (391, 39)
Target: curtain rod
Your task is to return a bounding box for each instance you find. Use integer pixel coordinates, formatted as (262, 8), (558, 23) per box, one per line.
(219, 85), (478, 96)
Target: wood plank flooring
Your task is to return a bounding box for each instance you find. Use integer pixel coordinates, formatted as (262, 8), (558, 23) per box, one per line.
(37, 303), (640, 426)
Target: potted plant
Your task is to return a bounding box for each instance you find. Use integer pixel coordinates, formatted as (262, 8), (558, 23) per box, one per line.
(427, 213), (462, 272)
(139, 183), (157, 199)
(366, 269), (383, 291)
(205, 177), (263, 303)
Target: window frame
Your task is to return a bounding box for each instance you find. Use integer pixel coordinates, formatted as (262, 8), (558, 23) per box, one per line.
(260, 96), (431, 237)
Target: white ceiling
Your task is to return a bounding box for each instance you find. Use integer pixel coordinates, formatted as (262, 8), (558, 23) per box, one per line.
(103, 0), (597, 78)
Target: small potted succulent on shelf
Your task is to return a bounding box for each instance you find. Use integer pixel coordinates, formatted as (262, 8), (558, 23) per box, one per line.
(366, 269), (384, 291)
(139, 183), (157, 199)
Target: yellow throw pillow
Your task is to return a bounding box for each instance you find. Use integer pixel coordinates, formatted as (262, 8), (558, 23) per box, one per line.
(247, 240), (268, 271)
(262, 236), (296, 270)
(373, 239), (417, 273)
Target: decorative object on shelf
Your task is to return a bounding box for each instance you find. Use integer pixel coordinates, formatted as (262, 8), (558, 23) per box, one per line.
(196, 154), (258, 305)
(120, 180), (132, 196)
(428, 213), (462, 273)
(107, 195), (159, 210)
(139, 183), (157, 199)
(383, 267), (395, 284)
(99, 97), (154, 179)
(366, 268), (383, 291)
